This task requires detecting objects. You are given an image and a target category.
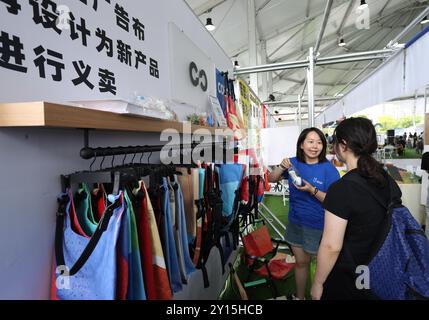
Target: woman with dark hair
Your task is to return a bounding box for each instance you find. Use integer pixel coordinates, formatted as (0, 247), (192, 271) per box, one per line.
(311, 117), (402, 300)
(269, 127), (340, 300)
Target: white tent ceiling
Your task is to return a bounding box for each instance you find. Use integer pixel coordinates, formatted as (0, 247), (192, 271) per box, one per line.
(185, 0), (429, 122)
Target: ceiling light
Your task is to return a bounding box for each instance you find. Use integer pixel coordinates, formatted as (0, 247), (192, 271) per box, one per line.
(274, 110), (279, 114)
(234, 60), (240, 68)
(421, 16), (429, 25)
(205, 18), (215, 31)
(338, 37), (346, 47)
(358, 0), (368, 10)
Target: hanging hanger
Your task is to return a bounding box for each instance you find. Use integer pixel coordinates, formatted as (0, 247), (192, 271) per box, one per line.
(147, 150), (161, 191)
(63, 142), (218, 195)
(139, 148), (153, 178)
(61, 151), (112, 193)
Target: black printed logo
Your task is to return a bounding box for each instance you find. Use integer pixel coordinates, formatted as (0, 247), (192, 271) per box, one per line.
(189, 61), (207, 92)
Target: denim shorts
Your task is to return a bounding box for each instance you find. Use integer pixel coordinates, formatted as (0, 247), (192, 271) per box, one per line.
(285, 222), (323, 255)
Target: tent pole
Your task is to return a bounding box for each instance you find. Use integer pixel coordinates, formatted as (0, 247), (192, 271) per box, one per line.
(308, 47), (315, 127)
(298, 95), (302, 131)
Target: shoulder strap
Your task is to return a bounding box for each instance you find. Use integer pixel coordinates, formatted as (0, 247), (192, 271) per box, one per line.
(342, 172), (405, 267)
(55, 194), (121, 276)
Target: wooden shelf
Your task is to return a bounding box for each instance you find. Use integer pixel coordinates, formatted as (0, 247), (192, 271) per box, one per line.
(0, 101), (231, 135)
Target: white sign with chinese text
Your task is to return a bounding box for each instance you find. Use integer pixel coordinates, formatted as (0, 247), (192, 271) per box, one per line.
(0, 0), (169, 103)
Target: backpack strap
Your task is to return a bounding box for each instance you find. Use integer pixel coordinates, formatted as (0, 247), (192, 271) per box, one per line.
(212, 168), (226, 270)
(342, 171), (401, 212)
(200, 165), (227, 286)
(194, 165), (214, 288)
(341, 171), (401, 266)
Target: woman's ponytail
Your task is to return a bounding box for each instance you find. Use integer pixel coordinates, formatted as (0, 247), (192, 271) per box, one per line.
(357, 153), (386, 187)
(334, 117), (387, 187)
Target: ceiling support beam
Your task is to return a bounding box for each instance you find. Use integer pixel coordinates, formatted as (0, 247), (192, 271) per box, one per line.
(318, 6), (428, 119)
(270, 4), (416, 64)
(268, 24), (307, 59)
(379, 0), (393, 18)
(247, 0), (258, 94)
(234, 49), (393, 75)
(278, 22), (395, 95)
(337, 0), (355, 36)
(256, 0), (273, 14)
(314, 0), (333, 56)
(328, 7), (422, 99)
(266, 97), (338, 105)
(320, 20), (401, 97)
(194, 0), (227, 16)
(260, 40), (268, 101)
(229, 0), (351, 58)
(387, 5), (429, 47)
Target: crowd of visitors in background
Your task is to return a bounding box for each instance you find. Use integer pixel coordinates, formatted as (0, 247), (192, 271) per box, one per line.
(325, 130), (424, 158)
(394, 132), (424, 156)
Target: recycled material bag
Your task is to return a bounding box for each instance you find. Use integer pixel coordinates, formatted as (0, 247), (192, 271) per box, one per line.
(51, 191), (124, 300)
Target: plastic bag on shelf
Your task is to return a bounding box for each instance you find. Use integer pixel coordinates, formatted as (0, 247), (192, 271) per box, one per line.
(71, 95), (177, 121)
(132, 95), (177, 121)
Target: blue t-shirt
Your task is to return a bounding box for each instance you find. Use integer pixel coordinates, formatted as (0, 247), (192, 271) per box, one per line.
(283, 157), (340, 230)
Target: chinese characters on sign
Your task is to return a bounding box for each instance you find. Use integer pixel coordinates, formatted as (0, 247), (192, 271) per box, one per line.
(0, 0), (160, 96)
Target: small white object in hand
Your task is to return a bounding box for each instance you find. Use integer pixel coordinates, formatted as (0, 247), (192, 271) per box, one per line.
(289, 168), (303, 187)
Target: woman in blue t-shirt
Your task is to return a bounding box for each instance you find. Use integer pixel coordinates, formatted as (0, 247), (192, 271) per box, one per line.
(269, 127), (340, 300)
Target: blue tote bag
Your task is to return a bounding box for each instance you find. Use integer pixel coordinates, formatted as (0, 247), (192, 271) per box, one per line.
(52, 191), (124, 300)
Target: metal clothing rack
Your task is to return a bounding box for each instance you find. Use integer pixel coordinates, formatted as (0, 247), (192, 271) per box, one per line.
(80, 140), (234, 160)
(79, 128), (237, 161)
(61, 133), (238, 192)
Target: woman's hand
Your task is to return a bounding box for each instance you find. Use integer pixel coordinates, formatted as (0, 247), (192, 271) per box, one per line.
(279, 158), (292, 170)
(311, 281), (324, 300)
(296, 179), (315, 194)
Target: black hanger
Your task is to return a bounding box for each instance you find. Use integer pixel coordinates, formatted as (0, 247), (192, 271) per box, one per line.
(61, 151), (112, 193)
(130, 148), (153, 179)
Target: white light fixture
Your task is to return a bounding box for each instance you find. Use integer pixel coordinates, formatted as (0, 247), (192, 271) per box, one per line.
(358, 0), (368, 10)
(205, 18), (215, 31)
(338, 37), (346, 47)
(421, 16), (429, 25)
(234, 60), (240, 68)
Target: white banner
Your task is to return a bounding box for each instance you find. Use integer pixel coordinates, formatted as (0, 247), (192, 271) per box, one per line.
(168, 22), (215, 111)
(0, 0), (169, 103)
